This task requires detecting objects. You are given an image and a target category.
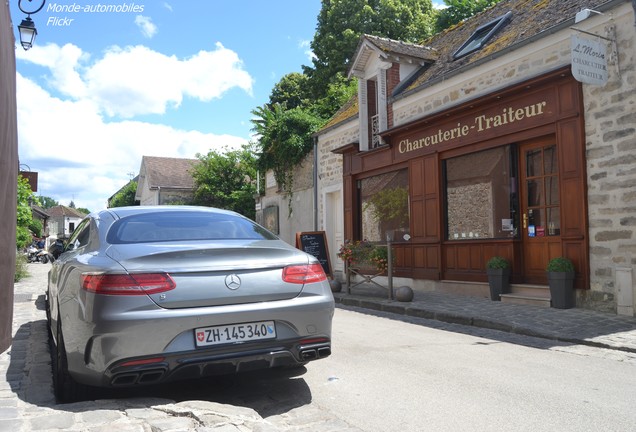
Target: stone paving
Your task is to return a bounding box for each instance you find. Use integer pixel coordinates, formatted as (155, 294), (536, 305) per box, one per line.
(3, 263), (636, 431)
(1, 263), (291, 432)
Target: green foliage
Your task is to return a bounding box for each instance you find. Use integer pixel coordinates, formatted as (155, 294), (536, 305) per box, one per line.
(269, 73), (312, 110)
(16, 175), (35, 249)
(363, 186), (409, 227)
(486, 256), (509, 269)
(310, 73), (358, 120)
(109, 181), (138, 208)
(307, 0), (435, 98)
(28, 219), (43, 238)
(191, 145), (258, 219)
(546, 257), (575, 273)
(38, 196), (58, 209)
(435, 0), (503, 32)
(76, 207), (91, 215)
(251, 103), (323, 213)
(14, 253), (29, 282)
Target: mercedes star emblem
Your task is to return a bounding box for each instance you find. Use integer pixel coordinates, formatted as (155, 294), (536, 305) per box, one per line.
(225, 274), (241, 290)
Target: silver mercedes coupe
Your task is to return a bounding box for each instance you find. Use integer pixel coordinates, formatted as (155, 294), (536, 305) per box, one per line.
(47, 206), (334, 403)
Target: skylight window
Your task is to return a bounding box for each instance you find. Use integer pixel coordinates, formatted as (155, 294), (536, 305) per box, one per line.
(453, 11), (512, 60)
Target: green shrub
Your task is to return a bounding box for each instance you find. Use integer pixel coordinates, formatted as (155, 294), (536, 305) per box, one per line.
(486, 256), (510, 269)
(14, 253), (29, 282)
(546, 257), (575, 272)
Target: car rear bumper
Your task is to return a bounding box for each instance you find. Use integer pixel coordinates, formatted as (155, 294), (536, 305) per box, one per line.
(104, 337), (332, 387)
(63, 295), (334, 387)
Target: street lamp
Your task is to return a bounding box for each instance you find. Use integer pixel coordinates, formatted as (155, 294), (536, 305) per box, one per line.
(17, 0), (46, 51)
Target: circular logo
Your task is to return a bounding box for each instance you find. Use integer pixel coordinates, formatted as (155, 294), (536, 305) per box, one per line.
(225, 274), (241, 290)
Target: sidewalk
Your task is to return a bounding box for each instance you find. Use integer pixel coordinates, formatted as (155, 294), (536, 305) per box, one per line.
(333, 282), (636, 354)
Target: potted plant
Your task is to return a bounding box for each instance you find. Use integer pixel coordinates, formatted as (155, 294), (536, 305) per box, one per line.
(546, 257), (575, 309)
(338, 240), (391, 274)
(486, 256), (511, 301)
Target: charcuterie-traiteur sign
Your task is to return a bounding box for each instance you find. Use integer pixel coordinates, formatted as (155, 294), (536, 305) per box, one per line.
(398, 101), (548, 154)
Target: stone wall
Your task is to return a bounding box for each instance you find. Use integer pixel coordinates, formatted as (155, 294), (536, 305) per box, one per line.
(582, 6), (636, 313)
(258, 150), (316, 246)
(0, 3), (18, 352)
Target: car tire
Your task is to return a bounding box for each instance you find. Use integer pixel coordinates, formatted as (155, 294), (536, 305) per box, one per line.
(51, 318), (89, 403)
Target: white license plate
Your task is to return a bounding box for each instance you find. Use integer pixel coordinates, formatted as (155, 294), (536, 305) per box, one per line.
(195, 321), (276, 347)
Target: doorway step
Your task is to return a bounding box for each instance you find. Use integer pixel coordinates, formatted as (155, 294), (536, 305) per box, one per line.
(500, 284), (551, 307)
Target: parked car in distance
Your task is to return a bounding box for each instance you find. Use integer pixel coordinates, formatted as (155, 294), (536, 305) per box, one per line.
(47, 206), (334, 403)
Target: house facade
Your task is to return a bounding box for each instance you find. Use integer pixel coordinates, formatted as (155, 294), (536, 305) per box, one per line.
(46, 205), (87, 241)
(135, 156), (199, 206)
(313, 0), (636, 314)
(255, 152), (316, 245)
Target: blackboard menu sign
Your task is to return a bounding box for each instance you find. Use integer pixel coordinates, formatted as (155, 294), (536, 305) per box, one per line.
(296, 231), (332, 278)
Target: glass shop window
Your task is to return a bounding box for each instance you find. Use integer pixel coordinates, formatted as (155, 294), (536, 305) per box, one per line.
(444, 145), (518, 240)
(359, 169), (410, 242)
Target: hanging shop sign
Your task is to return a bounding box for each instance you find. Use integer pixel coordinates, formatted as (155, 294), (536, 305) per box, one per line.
(571, 34), (608, 86)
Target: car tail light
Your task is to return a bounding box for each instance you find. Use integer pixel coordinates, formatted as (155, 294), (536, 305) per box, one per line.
(282, 264), (327, 284)
(81, 273), (176, 295)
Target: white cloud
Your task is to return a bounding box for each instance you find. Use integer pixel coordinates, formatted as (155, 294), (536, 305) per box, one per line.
(299, 39), (315, 62)
(16, 41), (252, 212)
(135, 15), (158, 38)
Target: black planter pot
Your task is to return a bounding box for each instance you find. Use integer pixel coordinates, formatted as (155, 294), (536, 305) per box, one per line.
(486, 268), (511, 301)
(548, 271), (575, 309)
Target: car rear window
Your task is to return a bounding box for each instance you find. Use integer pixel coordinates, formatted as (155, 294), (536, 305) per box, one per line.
(107, 211), (278, 244)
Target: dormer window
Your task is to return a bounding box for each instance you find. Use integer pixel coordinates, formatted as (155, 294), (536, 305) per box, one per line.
(453, 11), (512, 60)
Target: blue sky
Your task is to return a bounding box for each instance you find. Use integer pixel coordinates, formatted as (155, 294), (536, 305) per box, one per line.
(10, 0), (443, 212)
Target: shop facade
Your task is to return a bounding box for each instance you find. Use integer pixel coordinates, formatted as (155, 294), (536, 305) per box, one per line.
(315, 0), (636, 313)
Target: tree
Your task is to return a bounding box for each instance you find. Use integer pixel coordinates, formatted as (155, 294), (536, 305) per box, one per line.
(76, 207), (91, 215)
(306, 0), (435, 99)
(269, 72), (312, 110)
(16, 175), (35, 249)
(191, 146), (258, 220)
(435, 0), (503, 31)
(38, 196), (58, 209)
(109, 181), (138, 208)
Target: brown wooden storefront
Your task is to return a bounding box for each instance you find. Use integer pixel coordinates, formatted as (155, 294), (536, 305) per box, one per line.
(337, 68), (589, 290)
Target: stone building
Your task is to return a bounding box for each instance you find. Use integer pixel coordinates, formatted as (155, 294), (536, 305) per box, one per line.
(310, 0), (636, 314)
(135, 156), (199, 206)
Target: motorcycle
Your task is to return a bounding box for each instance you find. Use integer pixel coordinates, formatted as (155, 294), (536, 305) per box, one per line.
(37, 249), (54, 264)
(25, 245), (40, 263)
(24, 242), (54, 264)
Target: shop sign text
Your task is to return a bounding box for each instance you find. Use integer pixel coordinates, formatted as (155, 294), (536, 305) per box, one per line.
(399, 101), (547, 154)
(571, 35), (608, 86)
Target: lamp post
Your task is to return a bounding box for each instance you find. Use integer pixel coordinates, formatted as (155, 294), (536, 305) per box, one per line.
(17, 0), (46, 51)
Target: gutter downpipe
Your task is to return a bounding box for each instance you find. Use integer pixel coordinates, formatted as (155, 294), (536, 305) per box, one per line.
(313, 135), (318, 231)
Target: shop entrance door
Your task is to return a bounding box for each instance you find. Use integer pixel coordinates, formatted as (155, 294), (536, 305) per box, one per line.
(520, 137), (562, 284)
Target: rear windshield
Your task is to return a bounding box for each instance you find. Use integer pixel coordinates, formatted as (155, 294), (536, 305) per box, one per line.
(107, 211), (278, 244)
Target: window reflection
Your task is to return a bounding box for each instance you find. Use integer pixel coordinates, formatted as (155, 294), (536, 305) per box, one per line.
(445, 146), (518, 240)
(360, 170), (410, 242)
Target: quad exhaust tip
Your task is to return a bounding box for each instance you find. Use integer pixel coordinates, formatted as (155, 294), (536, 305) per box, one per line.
(300, 345), (331, 361)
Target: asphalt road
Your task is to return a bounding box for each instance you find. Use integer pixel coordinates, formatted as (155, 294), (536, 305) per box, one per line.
(98, 306), (636, 431)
